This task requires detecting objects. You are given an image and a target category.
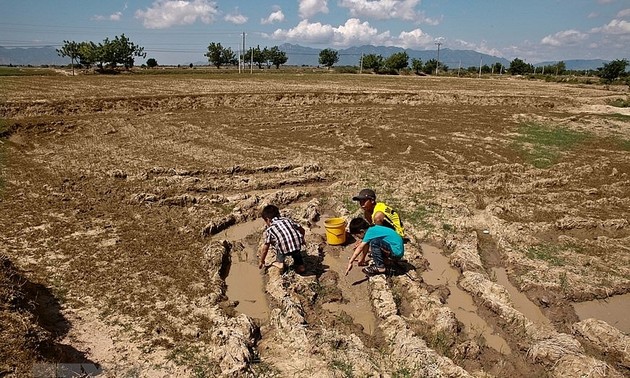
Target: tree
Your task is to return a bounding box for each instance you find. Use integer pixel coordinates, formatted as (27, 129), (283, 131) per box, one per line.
(247, 45), (267, 69)
(508, 58), (533, 75)
(492, 62), (504, 74)
(111, 34), (145, 68)
(598, 59), (628, 83)
(411, 58), (423, 74)
(146, 58), (158, 68)
(319, 48), (339, 68)
(77, 41), (98, 69)
(205, 42), (235, 69)
(267, 46), (288, 69)
(56, 40), (80, 75)
(423, 59), (438, 75)
(385, 51), (409, 73)
(362, 54), (384, 72)
(556, 61), (566, 75)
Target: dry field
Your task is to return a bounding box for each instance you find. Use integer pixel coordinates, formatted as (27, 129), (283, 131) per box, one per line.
(1, 70), (629, 377)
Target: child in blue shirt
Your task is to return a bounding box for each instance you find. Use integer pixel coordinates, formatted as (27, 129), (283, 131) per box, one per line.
(345, 217), (404, 276)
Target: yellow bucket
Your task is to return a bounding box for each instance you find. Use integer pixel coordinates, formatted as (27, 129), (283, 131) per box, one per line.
(324, 217), (347, 245)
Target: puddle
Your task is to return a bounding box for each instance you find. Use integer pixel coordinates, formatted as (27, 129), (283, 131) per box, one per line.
(214, 219), (270, 320)
(573, 293), (630, 333)
(316, 219), (377, 335)
(422, 244), (511, 354)
(491, 268), (552, 328)
(225, 245), (270, 320)
(322, 246), (377, 335)
(213, 218), (263, 241)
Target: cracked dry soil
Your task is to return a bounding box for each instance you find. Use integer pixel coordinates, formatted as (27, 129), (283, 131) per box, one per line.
(1, 72), (629, 377)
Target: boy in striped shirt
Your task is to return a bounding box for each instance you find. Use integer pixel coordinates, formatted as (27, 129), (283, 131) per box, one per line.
(258, 205), (306, 274)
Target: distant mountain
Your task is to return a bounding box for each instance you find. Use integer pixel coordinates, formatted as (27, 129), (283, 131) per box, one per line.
(280, 43), (511, 69)
(0, 46), (67, 66)
(0, 44), (615, 71)
(535, 59), (608, 71)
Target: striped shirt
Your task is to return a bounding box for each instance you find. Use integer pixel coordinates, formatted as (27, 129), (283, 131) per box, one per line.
(264, 217), (304, 254)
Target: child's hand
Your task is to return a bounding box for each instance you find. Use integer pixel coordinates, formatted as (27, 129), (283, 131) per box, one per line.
(258, 260), (264, 269)
(345, 262), (353, 276)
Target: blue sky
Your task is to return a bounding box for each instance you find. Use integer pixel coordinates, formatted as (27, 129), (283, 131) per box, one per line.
(1, 0), (629, 65)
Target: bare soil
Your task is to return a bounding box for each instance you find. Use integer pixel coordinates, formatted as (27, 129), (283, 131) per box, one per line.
(1, 71), (629, 377)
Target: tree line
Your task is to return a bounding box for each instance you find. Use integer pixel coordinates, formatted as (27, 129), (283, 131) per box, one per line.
(57, 35), (628, 83)
(205, 43), (288, 69)
(57, 34), (146, 74)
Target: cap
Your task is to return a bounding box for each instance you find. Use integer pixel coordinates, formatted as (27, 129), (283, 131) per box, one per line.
(352, 189), (376, 201)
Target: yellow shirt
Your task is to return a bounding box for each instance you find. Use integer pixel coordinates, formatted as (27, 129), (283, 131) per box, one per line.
(373, 202), (404, 237)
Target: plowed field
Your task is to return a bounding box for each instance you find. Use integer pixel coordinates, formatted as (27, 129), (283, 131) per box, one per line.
(1, 70), (629, 377)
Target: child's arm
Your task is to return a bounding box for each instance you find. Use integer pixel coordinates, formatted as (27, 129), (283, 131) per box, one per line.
(258, 243), (270, 269)
(345, 241), (368, 275)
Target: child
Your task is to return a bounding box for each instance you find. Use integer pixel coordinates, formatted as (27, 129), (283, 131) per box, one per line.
(345, 217), (404, 276)
(351, 189), (404, 237)
(258, 204), (306, 274)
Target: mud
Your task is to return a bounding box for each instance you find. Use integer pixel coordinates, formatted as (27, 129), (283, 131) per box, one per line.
(1, 72), (629, 377)
(573, 293), (630, 334)
(422, 244), (511, 354)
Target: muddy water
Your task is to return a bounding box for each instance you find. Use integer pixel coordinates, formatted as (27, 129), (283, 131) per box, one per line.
(491, 267), (552, 328)
(214, 219), (270, 320)
(321, 246), (377, 335)
(573, 293), (630, 333)
(315, 219), (377, 335)
(422, 244), (511, 354)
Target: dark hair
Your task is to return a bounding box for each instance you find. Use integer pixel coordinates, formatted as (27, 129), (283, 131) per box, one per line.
(349, 217), (370, 234)
(261, 204), (281, 220)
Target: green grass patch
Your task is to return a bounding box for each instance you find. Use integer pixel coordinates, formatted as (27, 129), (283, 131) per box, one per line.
(166, 345), (218, 377)
(525, 244), (566, 266)
(607, 97), (630, 108)
(605, 113), (630, 122)
(513, 122), (589, 168)
(0, 118), (8, 136)
(329, 359), (354, 378)
(401, 203), (439, 231)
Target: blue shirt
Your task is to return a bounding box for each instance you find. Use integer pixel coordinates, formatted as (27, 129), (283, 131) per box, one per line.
(363, 225), (404, 257)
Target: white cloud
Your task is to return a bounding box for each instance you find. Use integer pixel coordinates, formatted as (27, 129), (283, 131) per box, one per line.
(135, 0), (219, 29)
(616, 8), (630, 18)
(338, 0), (437, 23)
(225, 8), (247, 24)
(397, 29), (434, 48)
(270, 19), (334, 43)
(541, 29), (588, 46)
(299, 0), (329, 19)
(268, 18), (392, 46)
(262, 9), (285, 25)
(91, 11), (123, 21)
(591, 19), (630, 34)
(587, 12), (598, 19)
(333, 18), (390, 46)
(451, 39), (502, 57)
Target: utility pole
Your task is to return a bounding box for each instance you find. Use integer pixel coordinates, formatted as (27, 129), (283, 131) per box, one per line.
(478, 57), (482, 78)
(435, 41), (442, 75)
(359, 53), (363, 74)
(242, 32), (246, 73)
